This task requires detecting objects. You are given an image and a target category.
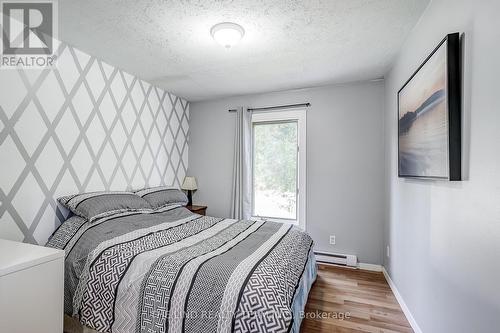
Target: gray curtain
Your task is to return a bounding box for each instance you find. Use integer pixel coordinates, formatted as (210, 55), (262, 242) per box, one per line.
(230, 107), (252, 219)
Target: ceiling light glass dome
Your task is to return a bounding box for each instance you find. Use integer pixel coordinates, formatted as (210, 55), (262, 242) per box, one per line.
(210, 22), (245, 48)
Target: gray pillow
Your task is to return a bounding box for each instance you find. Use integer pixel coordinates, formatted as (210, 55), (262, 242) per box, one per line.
(134, 186), (188, 211)
(58, 191), (152, 223)
(46, 215), (87, 249)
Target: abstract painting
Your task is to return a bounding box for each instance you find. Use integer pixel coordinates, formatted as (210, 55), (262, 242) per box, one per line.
(398, 33), (461, 180)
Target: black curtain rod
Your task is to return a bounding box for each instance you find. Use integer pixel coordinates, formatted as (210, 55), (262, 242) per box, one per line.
(228, 102), (310, 112)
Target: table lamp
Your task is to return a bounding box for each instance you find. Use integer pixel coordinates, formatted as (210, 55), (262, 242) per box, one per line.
(181, 176), (197, 206)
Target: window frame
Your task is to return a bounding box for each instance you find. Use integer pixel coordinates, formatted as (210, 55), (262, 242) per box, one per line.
(251, 108), (307, 230)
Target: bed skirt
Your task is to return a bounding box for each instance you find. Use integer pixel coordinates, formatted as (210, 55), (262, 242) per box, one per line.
(290, 248), (317, 333)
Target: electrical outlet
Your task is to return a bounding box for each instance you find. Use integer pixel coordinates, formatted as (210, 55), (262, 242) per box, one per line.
(329, 235), (336, 245)
(386, 245), (390, 258)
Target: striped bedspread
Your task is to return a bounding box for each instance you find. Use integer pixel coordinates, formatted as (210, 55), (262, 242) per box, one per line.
(47, 207), (314, 333)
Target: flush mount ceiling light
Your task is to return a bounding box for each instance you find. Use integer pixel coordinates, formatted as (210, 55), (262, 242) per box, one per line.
(210, 22), (245, 48)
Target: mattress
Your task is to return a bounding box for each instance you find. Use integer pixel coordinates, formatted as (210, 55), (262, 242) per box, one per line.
(48, 207), (317, 333)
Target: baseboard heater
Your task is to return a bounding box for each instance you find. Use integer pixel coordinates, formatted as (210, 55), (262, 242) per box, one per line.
(314, 251), (358, 268)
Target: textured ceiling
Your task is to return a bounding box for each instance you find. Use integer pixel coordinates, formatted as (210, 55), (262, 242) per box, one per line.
(59, 0), (429, 101)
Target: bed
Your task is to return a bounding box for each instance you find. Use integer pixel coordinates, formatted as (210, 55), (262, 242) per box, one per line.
(47, 188), (316, 333)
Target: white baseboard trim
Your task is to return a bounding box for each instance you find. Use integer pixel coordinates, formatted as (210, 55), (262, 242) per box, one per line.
(382, 267), (423, 333)
(358, 263), (382, 272)
(316, 261), (383, 272)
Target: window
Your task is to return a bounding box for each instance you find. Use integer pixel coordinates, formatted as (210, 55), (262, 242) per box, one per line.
(251, 109), (306, 229)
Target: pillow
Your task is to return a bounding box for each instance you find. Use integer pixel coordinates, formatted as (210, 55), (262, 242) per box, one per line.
(46, 215), (87, 249)
(134, 186), (188, 211)
(58, 191), (152, 223)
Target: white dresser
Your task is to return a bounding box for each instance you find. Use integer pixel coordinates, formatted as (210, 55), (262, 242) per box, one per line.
(0, 239), (64, 333)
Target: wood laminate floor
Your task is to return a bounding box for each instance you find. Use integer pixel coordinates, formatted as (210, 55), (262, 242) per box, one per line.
(300, 264), (413, 333)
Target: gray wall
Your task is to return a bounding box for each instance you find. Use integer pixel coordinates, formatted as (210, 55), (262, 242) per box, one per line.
(0, 42), (189, 245)
(384, 0), (500, 332)
(189, 81), (385, 264)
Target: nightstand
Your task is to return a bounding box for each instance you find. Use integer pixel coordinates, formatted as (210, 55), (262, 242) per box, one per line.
(186, 205), (207, 216)
(0, 239), (64, 333)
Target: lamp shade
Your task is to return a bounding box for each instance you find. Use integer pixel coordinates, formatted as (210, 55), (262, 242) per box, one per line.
(181, 176), (198, 190)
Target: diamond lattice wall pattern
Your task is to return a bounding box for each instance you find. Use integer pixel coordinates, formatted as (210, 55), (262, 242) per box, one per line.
(0, 43), (189, 245)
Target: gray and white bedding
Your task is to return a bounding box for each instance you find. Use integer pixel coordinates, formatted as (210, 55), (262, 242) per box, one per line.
(47, 205), (315, 333)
